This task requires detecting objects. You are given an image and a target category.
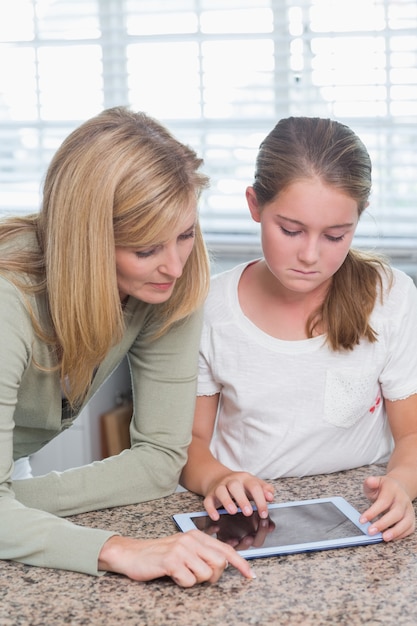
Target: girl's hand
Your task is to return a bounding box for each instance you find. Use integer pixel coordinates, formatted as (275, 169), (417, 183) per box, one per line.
(360, 475), (415, 541)
(98, 530), (256, 588)
(203, 471), (275, 521)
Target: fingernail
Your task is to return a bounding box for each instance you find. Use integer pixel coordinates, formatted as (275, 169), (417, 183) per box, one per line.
(243, 506), (252, 515)
(368, 525), (378, 535)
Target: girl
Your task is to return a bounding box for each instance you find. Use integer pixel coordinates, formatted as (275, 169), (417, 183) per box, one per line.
(180, 116), (417, 543)
(0, 107), (253, 587)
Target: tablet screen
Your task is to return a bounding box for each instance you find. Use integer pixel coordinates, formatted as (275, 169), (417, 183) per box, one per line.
(173, 497), (383, 557)
(191, 501), (364, 551)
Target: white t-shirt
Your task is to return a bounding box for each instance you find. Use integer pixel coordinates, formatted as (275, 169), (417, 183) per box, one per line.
(198, 262), (417, 478)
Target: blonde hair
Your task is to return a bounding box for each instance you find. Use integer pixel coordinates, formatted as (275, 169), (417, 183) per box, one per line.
(252, 116), (391, 350)
(0, 107), (210, 405)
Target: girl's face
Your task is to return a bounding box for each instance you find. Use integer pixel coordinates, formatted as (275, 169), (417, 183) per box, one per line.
(115, 204), (197, 304)
(246, 178), (359, 298)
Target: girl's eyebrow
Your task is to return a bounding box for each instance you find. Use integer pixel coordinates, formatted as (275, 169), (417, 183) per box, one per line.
(276, 214), (355, 229)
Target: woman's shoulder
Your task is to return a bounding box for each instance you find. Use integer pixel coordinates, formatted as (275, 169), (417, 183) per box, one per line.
(0, 224), (38, 252)
(0, 229), (45, 315)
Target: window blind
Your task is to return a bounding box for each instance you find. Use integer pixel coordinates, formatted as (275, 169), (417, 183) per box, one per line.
(0, 0), (416, 255)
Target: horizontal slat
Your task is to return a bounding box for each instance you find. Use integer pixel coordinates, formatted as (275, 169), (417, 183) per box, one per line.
(0, 0), (415, 245)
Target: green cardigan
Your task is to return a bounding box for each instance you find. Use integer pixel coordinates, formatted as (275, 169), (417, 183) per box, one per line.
(0, 236), (203, 575)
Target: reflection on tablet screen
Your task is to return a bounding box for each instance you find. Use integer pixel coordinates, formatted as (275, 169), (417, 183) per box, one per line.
(191, 502), (363, 550)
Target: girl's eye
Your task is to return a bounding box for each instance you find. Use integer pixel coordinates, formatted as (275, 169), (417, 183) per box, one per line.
(280, 226), (301, 237)
(325, 234), (345, 242)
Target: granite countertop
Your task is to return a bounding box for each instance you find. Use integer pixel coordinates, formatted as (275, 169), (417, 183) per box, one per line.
(2, 464), (417, 626)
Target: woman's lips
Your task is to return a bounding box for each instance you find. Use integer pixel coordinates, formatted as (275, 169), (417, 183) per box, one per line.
(148, 282), (175, 290)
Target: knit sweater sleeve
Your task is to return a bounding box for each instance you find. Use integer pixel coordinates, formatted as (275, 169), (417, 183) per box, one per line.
(3, 272), (202, 574)
(14, 308), (203, 516)
(0, 276), (115, 574)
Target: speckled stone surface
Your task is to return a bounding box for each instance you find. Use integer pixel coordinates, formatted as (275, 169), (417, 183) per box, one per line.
(2, 465), (417, 625)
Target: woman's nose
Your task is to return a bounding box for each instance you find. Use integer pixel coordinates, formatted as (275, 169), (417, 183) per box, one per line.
(159, 245), (183, 277)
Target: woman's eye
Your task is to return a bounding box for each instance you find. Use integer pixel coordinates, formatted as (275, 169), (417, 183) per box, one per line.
(134, 229), (195, 258)
(135, 248), (156, 258)
(179, 229), (195, 241)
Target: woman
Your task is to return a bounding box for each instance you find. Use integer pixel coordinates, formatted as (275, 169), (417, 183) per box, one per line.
(0, 107), (254, 587)
(181, 116), (417, 543)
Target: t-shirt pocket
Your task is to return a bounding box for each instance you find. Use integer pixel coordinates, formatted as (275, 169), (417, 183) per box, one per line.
(324, 368), (380, 429)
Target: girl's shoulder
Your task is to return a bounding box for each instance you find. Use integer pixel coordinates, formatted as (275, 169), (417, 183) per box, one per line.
(210, 261), (247, 291)
(374, 265), (417, 318)
(204, 261), (252, 323)
(381, 265), (415, 296)
(209, 259), (261, 293)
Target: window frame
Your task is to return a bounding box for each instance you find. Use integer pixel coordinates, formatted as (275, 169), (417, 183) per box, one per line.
(0, 0), (416, 273)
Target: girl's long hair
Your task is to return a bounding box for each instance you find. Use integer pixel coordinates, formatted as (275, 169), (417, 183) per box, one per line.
(0, 107), (210, 405)
(252, 116), (391, 350)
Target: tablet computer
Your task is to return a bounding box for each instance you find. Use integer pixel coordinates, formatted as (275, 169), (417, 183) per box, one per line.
(173, 496), (383, 559)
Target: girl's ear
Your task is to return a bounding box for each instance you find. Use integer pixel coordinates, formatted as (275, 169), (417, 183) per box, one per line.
(246, 186), (261, 223)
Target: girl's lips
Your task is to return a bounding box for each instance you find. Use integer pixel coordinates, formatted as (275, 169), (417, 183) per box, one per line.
(291, 269), (318, 275)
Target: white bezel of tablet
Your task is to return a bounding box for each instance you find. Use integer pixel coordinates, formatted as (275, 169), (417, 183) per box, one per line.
(173, 496), (383, 559)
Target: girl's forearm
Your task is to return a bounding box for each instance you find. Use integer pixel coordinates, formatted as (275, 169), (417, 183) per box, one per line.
(180, 440), (231, 496)
(386, 434), (417, 500)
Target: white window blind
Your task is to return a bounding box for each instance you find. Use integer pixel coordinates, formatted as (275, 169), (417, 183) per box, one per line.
(0, 0), (416, 255)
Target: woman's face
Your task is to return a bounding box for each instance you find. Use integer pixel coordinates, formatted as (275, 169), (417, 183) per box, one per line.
(246, 178), (359, 299)
(115, 205), (197, 304)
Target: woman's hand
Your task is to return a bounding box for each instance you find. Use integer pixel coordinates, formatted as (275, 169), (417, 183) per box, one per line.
(360, 475), (415, 541)
(98, 530), (256, 588)
(203, 471), (275, 521)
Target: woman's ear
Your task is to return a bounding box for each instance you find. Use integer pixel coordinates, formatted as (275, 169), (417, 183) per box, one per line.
(246, 187), (261, 223)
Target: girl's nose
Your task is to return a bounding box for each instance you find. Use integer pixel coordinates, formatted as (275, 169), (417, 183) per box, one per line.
(298, 237), (319, 264)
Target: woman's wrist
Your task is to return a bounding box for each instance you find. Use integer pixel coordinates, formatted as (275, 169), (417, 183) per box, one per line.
(98, 535), (124, 572)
